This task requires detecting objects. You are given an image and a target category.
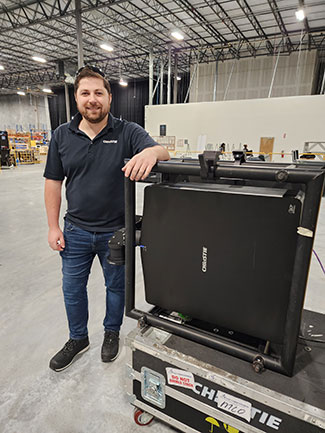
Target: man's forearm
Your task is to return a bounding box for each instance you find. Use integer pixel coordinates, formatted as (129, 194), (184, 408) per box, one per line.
(150, 145), (170, 161)
(44, 179), (63, 229)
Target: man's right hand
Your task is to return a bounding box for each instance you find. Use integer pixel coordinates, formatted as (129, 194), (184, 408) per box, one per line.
(48, 227), (65, 251)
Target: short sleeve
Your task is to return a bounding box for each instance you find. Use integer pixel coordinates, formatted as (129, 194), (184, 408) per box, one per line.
(43, 131), (65, 180)
(128, 123), (158, 156)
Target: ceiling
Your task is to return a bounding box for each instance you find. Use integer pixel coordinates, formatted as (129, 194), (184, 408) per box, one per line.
(0, 0), (325, 92)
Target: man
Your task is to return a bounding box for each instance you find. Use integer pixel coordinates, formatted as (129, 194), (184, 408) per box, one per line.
(44, 66), (169, 372)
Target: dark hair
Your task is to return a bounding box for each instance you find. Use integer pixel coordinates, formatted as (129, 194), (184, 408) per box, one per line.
(74, 66), (111, 94)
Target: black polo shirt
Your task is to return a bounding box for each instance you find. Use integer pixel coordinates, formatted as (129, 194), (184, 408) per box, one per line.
(44, 112), (157, 232)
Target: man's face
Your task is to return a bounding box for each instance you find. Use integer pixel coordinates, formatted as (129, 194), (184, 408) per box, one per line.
(75, 77), (112, 124)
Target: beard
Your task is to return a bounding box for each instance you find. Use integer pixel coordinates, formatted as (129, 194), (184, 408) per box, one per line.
(79, 104), (109, 124)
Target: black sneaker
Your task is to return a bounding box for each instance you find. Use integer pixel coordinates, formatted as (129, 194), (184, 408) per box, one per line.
(49, 337), (89, 372)
(101, 331), (119, 362)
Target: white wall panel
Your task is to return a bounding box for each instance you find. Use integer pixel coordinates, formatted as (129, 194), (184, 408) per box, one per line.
(0, 94), (51, 132)
(145, 95), (325, 162)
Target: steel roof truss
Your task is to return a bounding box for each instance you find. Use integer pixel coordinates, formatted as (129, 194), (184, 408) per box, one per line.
(236, 0), (274, 54)
(267, 0), (293, 53)
(205, 0), (256, 56)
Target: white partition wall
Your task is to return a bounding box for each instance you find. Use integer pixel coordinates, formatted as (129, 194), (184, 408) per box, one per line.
(145, 95), (325, 162)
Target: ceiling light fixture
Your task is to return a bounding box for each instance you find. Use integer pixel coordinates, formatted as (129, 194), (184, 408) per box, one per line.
(0, 65), (4, 70)
(295, 9), (305, 21)
(171, 31), (184, 41)
(119, 78), (128, 87)
(100, 43), (114, 52)
(42, 88), (52, 93)
(32, 56), (46, 63)
(17, 91), (26, 96)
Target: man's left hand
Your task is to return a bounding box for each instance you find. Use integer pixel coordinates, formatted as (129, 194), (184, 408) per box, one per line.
(122, 148), (158, 181)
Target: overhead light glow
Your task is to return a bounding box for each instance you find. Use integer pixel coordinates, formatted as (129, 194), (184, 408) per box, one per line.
(0, 65), (4, 70)
(42, 88), (52, 93)
(17, 91), (26, 96)
(295, 9), (305, 21)
(177, 76), (181, 81)
(100, 43), (114, 52)
(119, 78), (128, 87)
(171, 31), (184, 41)
(32, 56), (46, 63)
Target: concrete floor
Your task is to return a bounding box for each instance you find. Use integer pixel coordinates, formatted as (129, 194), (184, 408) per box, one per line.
(0, 163), (324, 433)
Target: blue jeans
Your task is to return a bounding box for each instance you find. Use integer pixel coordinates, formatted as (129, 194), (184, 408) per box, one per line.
(60, 221), (125, 340)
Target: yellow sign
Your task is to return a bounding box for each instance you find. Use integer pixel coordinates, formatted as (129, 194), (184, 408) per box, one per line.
(205, 416), (240, 433)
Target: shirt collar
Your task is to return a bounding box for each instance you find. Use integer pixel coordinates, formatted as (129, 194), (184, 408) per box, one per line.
(68, 112), (116, 134)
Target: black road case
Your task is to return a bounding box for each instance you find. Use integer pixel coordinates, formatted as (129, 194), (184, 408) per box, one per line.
(125, 310), (325, 433)
(123, 157), (325, 431)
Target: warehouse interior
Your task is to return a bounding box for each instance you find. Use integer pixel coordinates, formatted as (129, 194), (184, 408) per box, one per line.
(1, 0), (325, 432)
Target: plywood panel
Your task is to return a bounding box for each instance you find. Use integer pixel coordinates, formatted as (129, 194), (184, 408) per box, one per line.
(260, 137), (275, 161)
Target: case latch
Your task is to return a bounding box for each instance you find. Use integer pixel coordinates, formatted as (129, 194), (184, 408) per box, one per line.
(141, 367), (166, 409)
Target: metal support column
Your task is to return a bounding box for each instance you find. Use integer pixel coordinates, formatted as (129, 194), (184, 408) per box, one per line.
(160, 58), (164, 104)
(149, 50), (154, 105)
(75, 0), (84, 68)
(65, 83), (71, 122)
(167, 46), (171, 105)
(173, 52), (178, 104)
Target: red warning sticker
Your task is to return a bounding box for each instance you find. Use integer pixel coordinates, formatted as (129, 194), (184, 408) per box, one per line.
(166, 368), (195, 389)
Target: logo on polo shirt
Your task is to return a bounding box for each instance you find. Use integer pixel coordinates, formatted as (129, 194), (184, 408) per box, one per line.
(103, 139), (118, 144)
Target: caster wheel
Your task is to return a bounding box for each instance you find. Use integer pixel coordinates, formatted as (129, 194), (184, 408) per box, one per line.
(134, 408), (154, 426)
